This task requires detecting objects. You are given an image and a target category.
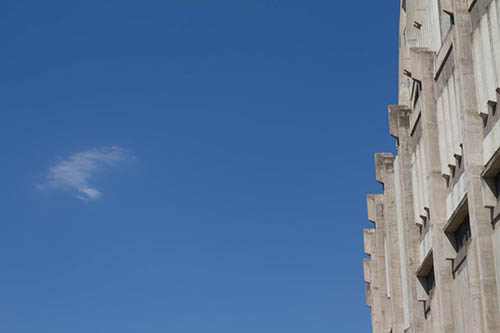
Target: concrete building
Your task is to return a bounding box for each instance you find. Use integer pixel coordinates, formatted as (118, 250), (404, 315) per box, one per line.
(363, 0), (500, 332)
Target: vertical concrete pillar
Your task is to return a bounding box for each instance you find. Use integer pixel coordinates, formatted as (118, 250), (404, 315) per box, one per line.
(375, 153), (406, 332)
(389, 105), (425, 333)
(367, 194), (393, 333)
(452, 1), (500, 331)
(412, 48), (455, 333)
(364, 229), (376, 330)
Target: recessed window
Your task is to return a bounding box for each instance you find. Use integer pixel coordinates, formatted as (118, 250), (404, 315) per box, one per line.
(495, 172), (500, 199)
(454, 216), (471, 251)
(425, 269), (436, 293)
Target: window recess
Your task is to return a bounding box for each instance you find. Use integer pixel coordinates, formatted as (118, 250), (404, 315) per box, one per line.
(482, 148), (500, 223)
(443, 197), (471, 270)
(416, 251), (435, 318)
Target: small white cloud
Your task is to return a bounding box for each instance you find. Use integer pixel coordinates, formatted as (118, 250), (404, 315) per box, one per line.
(42, 146), (132, 201)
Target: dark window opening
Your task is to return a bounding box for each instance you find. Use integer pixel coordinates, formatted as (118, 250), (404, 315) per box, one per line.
(425, 269), (436, 293)
(454, 216), (471, 251)
(495, 172), (500, 199)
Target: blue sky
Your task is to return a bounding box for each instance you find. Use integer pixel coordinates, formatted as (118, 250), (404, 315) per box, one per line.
(1, 1), (399, 332)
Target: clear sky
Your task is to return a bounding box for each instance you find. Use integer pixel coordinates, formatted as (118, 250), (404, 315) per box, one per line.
(1, 1), (399, 332)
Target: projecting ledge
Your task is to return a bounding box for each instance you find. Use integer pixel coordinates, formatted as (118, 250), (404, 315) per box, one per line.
(375, 153), (395, 184)
(367, 194), (384, 223)
(363, 229), (376, 256)
(388, 105), (411, 140)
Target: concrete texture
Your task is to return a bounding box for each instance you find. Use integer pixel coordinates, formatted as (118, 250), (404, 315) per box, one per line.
(363, 0), (500, 332)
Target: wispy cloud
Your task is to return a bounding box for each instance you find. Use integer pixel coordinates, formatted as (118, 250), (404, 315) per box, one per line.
(41, 146), (132, 201)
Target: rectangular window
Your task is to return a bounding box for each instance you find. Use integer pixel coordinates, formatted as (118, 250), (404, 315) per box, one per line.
(454, 216), (471, 251)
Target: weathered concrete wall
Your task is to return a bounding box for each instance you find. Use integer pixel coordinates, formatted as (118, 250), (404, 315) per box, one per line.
(362, 0), (500, 332)
(494, 226), (500, 303)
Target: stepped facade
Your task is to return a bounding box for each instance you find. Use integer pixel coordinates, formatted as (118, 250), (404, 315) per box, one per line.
(363, 0), (500, 332)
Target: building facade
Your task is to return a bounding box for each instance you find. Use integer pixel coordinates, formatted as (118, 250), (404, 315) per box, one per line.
(363, 0), (500, 332)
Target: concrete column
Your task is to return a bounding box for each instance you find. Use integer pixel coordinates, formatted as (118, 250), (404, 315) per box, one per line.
(367, 194), (393, 333)
(452, 1), (500, 331)
(412, 48), (456, 333)
(375, 153), (406, 332)
(389, 105), (425, 333)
